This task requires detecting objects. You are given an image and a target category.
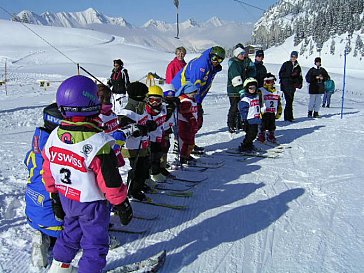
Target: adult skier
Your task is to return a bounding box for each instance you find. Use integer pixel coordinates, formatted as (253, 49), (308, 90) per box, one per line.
(172, 46), (225, 152)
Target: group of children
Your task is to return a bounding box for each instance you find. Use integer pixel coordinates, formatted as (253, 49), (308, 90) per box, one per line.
(24, 73), (201, 272)
(238, 73), (283, 152)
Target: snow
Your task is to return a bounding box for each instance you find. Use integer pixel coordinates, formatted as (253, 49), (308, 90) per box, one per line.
(0, 19), (364, 273)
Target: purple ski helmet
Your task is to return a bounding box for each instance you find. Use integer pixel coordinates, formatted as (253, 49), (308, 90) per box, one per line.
(56, 75), (101, 117)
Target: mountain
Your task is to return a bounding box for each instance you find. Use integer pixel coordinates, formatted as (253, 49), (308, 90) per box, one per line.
(252, 0), (364, 60)
(13, 8), (252, 52)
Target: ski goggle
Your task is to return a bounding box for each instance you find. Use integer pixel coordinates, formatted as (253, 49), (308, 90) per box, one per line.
(211, 55), (223, 63)
(248, 86), (257, 91)
(147, 96), (162, 105)
(264, 80), (275, 84)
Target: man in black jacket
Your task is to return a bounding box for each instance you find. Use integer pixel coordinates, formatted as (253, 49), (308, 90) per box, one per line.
(278, 51), (303, 122)
(108, 59), (130, 115)
(305, 57), (329, 118)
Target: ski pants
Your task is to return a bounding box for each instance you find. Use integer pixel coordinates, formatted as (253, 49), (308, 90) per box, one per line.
(243, 123), (258, 147)
(322, 92), (332, 107)
(160, 133), (171, 168)
(227, 96), (241, 129)
(178, 120), (196, 159)
(308, 94), (323, 112)
(128, 156), (151, 195)
(53, 197), (110, 273)
(150, 142), (163, 175)
(282, 87), (296, 120)
(111, 93), (127, 115)
(260, 112), (276, 132)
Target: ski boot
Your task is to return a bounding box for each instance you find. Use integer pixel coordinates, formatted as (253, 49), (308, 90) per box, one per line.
(192, 145), (204, 155)
(150, 173), (167, 183)
(160, 168), (176, 179)
(257, 131), (266, 143)
(48, 260), (78, 273)
(313, 111), (320, 118)
(308, 111), (313, 118)
(31, 230), (51, 268)
(267, 131), (277, 144)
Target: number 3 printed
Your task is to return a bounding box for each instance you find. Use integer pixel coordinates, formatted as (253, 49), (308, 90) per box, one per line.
(60, 168), (72, 184)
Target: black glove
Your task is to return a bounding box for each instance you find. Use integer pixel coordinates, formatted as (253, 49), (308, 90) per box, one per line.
(50, 193), (65, 221)
(145, 120), (157, 132)
(114, 198), (133, 226)
(134, 125), (148, 137)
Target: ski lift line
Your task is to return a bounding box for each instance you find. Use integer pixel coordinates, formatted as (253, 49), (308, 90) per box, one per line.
(232, 0), (266, 12)
(0, 6), (78, 66)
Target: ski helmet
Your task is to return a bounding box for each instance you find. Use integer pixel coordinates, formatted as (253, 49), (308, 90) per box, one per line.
(56, 75), (101, 117)
(147, 85), (164, 97)
(162, 84), (176, 97)
(264, 73), (277, 82)
(210, 46), (226, 60)
(43, 102), (63, 132)
(243, 77), (258, 89)
(127, 81), (149, 101)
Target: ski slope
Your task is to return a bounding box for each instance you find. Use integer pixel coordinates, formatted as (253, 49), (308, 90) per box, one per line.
(0, 20), (363, 273)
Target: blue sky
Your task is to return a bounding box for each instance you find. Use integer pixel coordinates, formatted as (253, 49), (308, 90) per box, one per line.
(0, 0), (278, 25)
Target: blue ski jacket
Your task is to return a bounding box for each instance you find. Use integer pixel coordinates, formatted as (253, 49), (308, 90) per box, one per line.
(24, 127), (63, 238)
(172, 48), (222, 104)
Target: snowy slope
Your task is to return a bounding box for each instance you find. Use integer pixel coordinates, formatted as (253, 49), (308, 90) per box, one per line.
(0, 20), (363, 273)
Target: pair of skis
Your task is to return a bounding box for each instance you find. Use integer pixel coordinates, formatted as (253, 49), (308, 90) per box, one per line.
(104, 250), (166, 273)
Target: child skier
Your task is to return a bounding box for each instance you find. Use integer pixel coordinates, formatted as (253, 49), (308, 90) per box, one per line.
(43, 75), (132, 273)
(160, 85), (179, 177)
(238, 78), (261, 152)
(24, 103), (65, 268)
(145, 85), (168, 183)
(118, 82), (157, 202)
(175, 82), (199, 164)
(257, 73), (283, 144)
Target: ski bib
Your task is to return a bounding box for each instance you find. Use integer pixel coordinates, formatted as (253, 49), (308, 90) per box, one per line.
(44, 130), (115, 202)
(260, 87), (282, 114)
(241, 96), (261, 119)
(99, 112), (119, 134)
(119, 109), (150, 149)
(148, 105), (167, 143)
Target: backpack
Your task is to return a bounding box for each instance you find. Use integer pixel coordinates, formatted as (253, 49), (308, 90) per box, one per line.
(324, 79), (335, 94)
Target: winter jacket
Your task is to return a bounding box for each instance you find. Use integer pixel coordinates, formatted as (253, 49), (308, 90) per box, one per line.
(165, 57), (186, 84)
(254, 60), (267, 88)
(227, 57), (256, 97)
(172, 48), (222, 104)
(42, 120), (128, 206)
(24, 127), (63, 238)
(108, 67), (130, 94)
(279, 60), (303, 91)
(305, 66), (329, 94)
(239, 91), (262, 125)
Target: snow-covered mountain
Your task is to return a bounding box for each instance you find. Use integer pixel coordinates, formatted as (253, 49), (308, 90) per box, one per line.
(13, 8), (253, 52)
(252, 0), (364, 62)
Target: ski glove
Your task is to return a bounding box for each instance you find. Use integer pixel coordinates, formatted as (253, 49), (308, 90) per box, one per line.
(50, 193), (65, 221)
(114, 198), (133, 226)
(146, 120), (158, 132)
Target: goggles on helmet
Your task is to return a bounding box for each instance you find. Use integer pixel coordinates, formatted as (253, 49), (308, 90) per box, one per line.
(147, 96), (162, 106)
(211, 55), (223, 63)
(264, 80), (275, 85)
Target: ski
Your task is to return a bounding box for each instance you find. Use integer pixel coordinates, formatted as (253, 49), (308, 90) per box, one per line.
(133, 211), (159, 220)
(167, 170), (208, 183)
(155, 183), (195, 192)
(261, 142), (292, 149)
(105, 250), (166, 273)
(109, 226), (149, 235)
(147, 188), (193, 197)
(132, 199), (188, 210)
(225, 148), (279, 159)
